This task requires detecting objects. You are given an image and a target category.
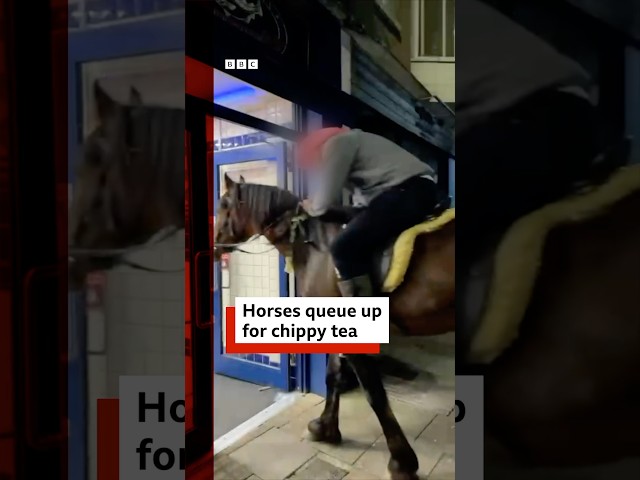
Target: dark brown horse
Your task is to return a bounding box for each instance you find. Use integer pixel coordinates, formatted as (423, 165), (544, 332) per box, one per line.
(68, 82), (184, 288)
(213, 173), (456, 480)
(459, 164), (640, 473)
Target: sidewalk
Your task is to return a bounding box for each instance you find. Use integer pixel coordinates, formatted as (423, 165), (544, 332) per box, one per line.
(214, 335), (455, 480)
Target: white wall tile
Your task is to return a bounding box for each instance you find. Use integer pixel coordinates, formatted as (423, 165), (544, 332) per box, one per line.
(163, 327), (184, 353)
(162, 300), (184, 328)
(82, 56), (186, 480)
(145, 353), (165, 374)
(86, 231), (186, 398)
(86, 308), (106, 353)
(162, 354), (185, 375)
(218, 158), (285, 362)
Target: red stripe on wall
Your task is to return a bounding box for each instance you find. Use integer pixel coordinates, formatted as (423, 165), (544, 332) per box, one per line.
(97, 399), (119, 480)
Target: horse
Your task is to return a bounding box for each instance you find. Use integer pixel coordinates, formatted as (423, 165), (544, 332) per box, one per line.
(213, 173), (456, 480)
(68, 82), (185, 288)
(458, 162), (640, 472)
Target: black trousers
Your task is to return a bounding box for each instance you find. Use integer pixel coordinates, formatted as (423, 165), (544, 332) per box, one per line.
(330, 176), (438, 280)
(456, 90), (598, 263)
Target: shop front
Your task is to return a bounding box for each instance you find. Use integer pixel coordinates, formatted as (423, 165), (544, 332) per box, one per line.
(186, 0), (454, 402)
(187, 67), (302, 396)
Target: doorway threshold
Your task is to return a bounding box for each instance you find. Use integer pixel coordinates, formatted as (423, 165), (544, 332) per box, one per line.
(214, 391), (301, 454)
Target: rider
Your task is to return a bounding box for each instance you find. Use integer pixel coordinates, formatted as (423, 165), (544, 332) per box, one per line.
(457, 0), (601, 261)
(298, 125), (438, 297)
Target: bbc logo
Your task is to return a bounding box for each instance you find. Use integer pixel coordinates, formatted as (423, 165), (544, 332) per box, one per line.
(225, 59), (258, 70)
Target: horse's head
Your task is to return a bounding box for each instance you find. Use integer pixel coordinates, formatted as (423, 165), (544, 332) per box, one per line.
(69, 82), (184, 286)
(213, 173), (252, 261)
(213, 174), (300, 261)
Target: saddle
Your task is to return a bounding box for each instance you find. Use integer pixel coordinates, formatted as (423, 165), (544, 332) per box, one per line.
(316, 196), (454, 293)
(467, 162), (640, 365)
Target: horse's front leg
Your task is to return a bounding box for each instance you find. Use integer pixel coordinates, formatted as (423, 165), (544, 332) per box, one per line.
(307, 353), (343, 443)
(346, 354), (419, 480)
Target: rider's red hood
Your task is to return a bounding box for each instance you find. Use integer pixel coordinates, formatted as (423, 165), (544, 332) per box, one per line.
(297, 127), (350, 169)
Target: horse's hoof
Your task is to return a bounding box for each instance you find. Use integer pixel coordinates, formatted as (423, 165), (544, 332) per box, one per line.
(307, 418), (342, 444)
(388, 458), (419, 480)
(389, 472), (419, 480)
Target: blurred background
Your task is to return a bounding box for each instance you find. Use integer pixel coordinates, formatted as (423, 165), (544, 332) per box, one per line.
(2, 0), (638, 479)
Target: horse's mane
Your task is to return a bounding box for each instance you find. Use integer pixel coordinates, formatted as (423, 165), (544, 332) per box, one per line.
(125, 105), (184, 180)
(233, 182), (352, 254)
(238, 183), (300, 228)
(137, 106), (185, 213)
(104, 104), (186, 228)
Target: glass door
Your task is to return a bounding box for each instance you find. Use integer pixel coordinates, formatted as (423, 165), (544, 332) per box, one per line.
(212, 118), (291, 390)
(185, 102), (214, 463)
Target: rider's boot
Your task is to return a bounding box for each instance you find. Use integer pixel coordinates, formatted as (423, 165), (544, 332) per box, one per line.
(337, 275), (373, 297)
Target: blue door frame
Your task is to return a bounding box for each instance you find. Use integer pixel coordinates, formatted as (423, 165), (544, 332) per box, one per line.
(67, 11), (184, 480)
(213, 142), (293, 390)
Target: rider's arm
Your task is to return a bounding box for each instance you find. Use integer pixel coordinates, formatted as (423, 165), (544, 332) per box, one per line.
(308, 133), (358, 216)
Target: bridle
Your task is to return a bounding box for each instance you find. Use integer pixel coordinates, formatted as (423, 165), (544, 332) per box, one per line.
(68, 225), (184, 273)
(213, 203), (308, 256)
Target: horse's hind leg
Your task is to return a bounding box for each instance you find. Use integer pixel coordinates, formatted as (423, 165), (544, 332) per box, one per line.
(346, 354), (419, 480)
(307, 353), (343, 443)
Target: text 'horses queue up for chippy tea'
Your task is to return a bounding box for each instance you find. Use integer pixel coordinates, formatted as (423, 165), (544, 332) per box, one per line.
(242, 303), (383, 322)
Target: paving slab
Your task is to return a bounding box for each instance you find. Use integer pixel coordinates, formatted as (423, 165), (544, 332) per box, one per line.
(229, 427), (317, 480)
(354, 435), (444, 479)
(389, 398), (439, 441)
(289, 457), (349, 480)
(427, 454), (454, 480)
(213, 453), (253, 480)
(212, 333), (455, 480)
(416, 414), (455, 456)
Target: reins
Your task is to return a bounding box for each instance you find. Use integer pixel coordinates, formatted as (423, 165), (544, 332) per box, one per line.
(68, 225), (185, 273)
(213, 234), (277, 255)
(214, 204), (309, 255)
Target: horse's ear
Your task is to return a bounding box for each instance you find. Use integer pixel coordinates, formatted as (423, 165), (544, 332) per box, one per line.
(239, 175), (246, 184)
(129, 86), (143, 106)
(94, 81), (116, 120)
(224, 172), (235, 191)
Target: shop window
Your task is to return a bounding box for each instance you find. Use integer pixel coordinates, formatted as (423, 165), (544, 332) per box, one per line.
(213, 70), (294, 128)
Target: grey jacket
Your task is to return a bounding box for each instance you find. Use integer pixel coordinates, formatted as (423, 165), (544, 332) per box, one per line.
(309, 129), (434, 216)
